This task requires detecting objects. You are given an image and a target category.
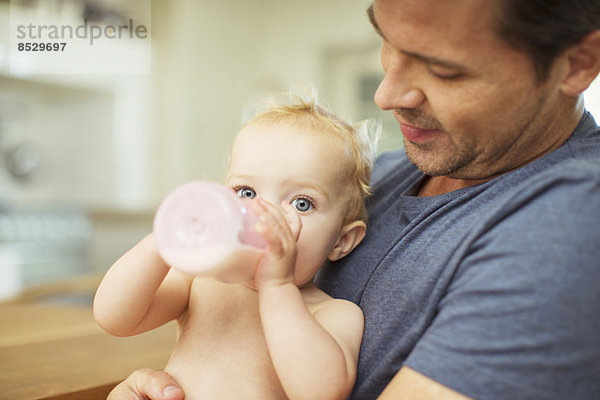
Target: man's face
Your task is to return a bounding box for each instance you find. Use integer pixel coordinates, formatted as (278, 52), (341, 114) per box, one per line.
(372, 0), (568, 180)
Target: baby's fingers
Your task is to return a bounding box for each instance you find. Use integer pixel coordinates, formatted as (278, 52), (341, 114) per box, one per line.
(280, 201), (302, 241)
(253, 199), (290, 251)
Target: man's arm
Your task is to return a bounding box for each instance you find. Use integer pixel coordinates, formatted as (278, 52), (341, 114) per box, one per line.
(378, 367), (472, 400)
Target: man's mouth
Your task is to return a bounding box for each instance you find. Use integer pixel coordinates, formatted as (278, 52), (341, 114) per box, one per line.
(393, 111), (444, 144)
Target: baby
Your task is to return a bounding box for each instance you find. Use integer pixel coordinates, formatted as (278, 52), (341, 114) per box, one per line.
(94, 92), (379, 400)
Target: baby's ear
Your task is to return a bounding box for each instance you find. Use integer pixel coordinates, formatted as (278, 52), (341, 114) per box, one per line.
(328, 221), (367, 261)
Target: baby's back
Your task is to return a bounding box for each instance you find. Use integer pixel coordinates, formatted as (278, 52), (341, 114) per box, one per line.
(164, 278), (288, 400)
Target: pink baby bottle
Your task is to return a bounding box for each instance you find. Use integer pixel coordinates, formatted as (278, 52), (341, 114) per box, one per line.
(153, 181), (267, 283)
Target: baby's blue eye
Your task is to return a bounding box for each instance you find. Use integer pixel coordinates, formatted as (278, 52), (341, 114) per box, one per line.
(291, 198), (313, 212)
(235, 187), (256, 199)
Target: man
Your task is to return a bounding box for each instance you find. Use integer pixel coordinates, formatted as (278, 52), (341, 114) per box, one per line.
(109, 0), (600, 398)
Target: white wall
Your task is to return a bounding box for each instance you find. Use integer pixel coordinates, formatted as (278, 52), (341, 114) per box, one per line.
(149, 0), (377, 201)
(585, 76), (600, 122)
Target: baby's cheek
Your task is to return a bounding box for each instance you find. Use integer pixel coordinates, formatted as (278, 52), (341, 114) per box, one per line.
(298, 234), (331, 266)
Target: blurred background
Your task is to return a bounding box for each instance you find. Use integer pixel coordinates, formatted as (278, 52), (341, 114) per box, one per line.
(0, 0), (598, 302)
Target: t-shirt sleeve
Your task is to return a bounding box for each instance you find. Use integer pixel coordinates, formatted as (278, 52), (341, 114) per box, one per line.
(405, 161), (600, 400)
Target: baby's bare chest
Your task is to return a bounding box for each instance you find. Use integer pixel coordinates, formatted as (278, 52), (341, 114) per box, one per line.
(164, 281), (287, 399)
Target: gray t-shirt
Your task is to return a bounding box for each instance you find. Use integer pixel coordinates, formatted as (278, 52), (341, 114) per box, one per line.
(316, 111), (600, 400)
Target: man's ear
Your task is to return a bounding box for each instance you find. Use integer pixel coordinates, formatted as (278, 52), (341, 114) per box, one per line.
(328, 221), (367, 262)
(561, 29), (600, 97)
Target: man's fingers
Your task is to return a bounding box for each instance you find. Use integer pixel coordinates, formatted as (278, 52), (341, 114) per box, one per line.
(140, 369), (183, 400)
(107, 368), (184, 400)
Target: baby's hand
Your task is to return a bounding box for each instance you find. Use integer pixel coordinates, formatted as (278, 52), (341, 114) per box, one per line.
(253, 198), (302, 288)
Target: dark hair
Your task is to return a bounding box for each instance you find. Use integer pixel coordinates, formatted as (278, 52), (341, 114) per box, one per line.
(494, 0), (600, 81)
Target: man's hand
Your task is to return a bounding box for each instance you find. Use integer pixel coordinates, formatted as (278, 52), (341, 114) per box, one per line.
(107, 368), (184, 400)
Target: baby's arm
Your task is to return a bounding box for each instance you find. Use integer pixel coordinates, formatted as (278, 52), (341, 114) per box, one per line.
(93, 233), (192, 337)
(254, 199), (364, 400)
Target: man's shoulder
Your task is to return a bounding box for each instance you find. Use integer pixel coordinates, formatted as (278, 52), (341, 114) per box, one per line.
(488, 113), (600, 215)
(503, 155), (600, 209)
(473, 154), (600, 251)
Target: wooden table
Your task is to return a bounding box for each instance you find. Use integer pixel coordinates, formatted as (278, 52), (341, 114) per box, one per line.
(0, 302), (176, 400)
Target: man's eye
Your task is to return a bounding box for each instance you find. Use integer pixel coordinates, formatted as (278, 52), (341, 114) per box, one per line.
(235, 187), (256, 199)
(291, 197), (313, 212)
(427, 65), (462, 80)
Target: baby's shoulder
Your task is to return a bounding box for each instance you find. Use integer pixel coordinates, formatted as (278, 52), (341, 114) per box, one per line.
(302, 284), (363, 321)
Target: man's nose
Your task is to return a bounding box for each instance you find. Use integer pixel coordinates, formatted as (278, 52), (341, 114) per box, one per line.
(374, 64), (426, 111)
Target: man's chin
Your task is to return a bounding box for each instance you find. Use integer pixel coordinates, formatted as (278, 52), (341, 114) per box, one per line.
(403, 141), (482, 179)
(405, 150), (456, 177)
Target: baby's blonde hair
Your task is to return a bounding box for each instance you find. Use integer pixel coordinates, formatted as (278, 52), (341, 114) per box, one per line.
(243, 89), (380, 224)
